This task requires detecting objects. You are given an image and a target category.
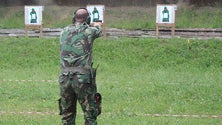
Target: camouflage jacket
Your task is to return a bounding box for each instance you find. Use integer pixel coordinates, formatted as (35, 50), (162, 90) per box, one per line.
(60, 22), (102, 69)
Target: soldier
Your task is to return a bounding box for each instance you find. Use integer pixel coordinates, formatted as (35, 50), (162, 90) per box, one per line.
(58, 8), (103, 125)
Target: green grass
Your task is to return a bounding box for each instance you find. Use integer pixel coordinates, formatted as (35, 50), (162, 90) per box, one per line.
(0, 37), (222, 124)
(0, 6), (221, 29)
(176, 6), (222, 28)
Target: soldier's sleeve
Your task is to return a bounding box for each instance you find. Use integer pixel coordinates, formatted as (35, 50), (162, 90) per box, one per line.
(91, 26), (103, 39)
(60, 27), (69, 44)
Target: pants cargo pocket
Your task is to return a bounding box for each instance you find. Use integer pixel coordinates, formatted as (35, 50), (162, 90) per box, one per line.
(77, 73), (91, 84)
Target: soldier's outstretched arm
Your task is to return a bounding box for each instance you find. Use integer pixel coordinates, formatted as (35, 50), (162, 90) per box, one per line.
(90, 22), (103, 38)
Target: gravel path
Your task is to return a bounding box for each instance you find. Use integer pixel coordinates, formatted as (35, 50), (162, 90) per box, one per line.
(0, 28), (222, 39)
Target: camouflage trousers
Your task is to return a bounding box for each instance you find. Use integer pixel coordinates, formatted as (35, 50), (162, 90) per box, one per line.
(58, 68), (101, 125)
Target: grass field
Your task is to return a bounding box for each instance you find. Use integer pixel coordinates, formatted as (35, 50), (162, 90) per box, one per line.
(0, 37), (222, 125)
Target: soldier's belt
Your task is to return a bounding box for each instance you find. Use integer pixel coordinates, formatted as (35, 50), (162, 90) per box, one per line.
(62, 67), (91, 74)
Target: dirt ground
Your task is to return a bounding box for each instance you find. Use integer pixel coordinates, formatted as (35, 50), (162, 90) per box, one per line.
(0, 28), (222, 39)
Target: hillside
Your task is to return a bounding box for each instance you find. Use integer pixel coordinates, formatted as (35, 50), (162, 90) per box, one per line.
(0, 37), (222, 125)
(0, 6), (221, 29)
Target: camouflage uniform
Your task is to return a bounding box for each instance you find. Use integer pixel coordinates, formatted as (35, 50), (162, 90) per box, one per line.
(58, 22), (102, 125)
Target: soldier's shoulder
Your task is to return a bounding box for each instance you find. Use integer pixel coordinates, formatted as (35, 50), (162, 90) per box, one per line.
(61, 24), (75, 34)
(63, 24), (75, 31)
(88, 25), (102, 32)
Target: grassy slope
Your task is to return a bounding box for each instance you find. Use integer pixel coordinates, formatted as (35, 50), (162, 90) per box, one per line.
(0, 6), (222, 29)
(0, 37), (222, 124)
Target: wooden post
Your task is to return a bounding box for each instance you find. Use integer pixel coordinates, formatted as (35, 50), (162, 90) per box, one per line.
(156, 23), (175, 37)
(171, 23), (175, 36)
(25, 24), (43, 38)
(103, 7), (107, 38)
(156, 23), (159, 37)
